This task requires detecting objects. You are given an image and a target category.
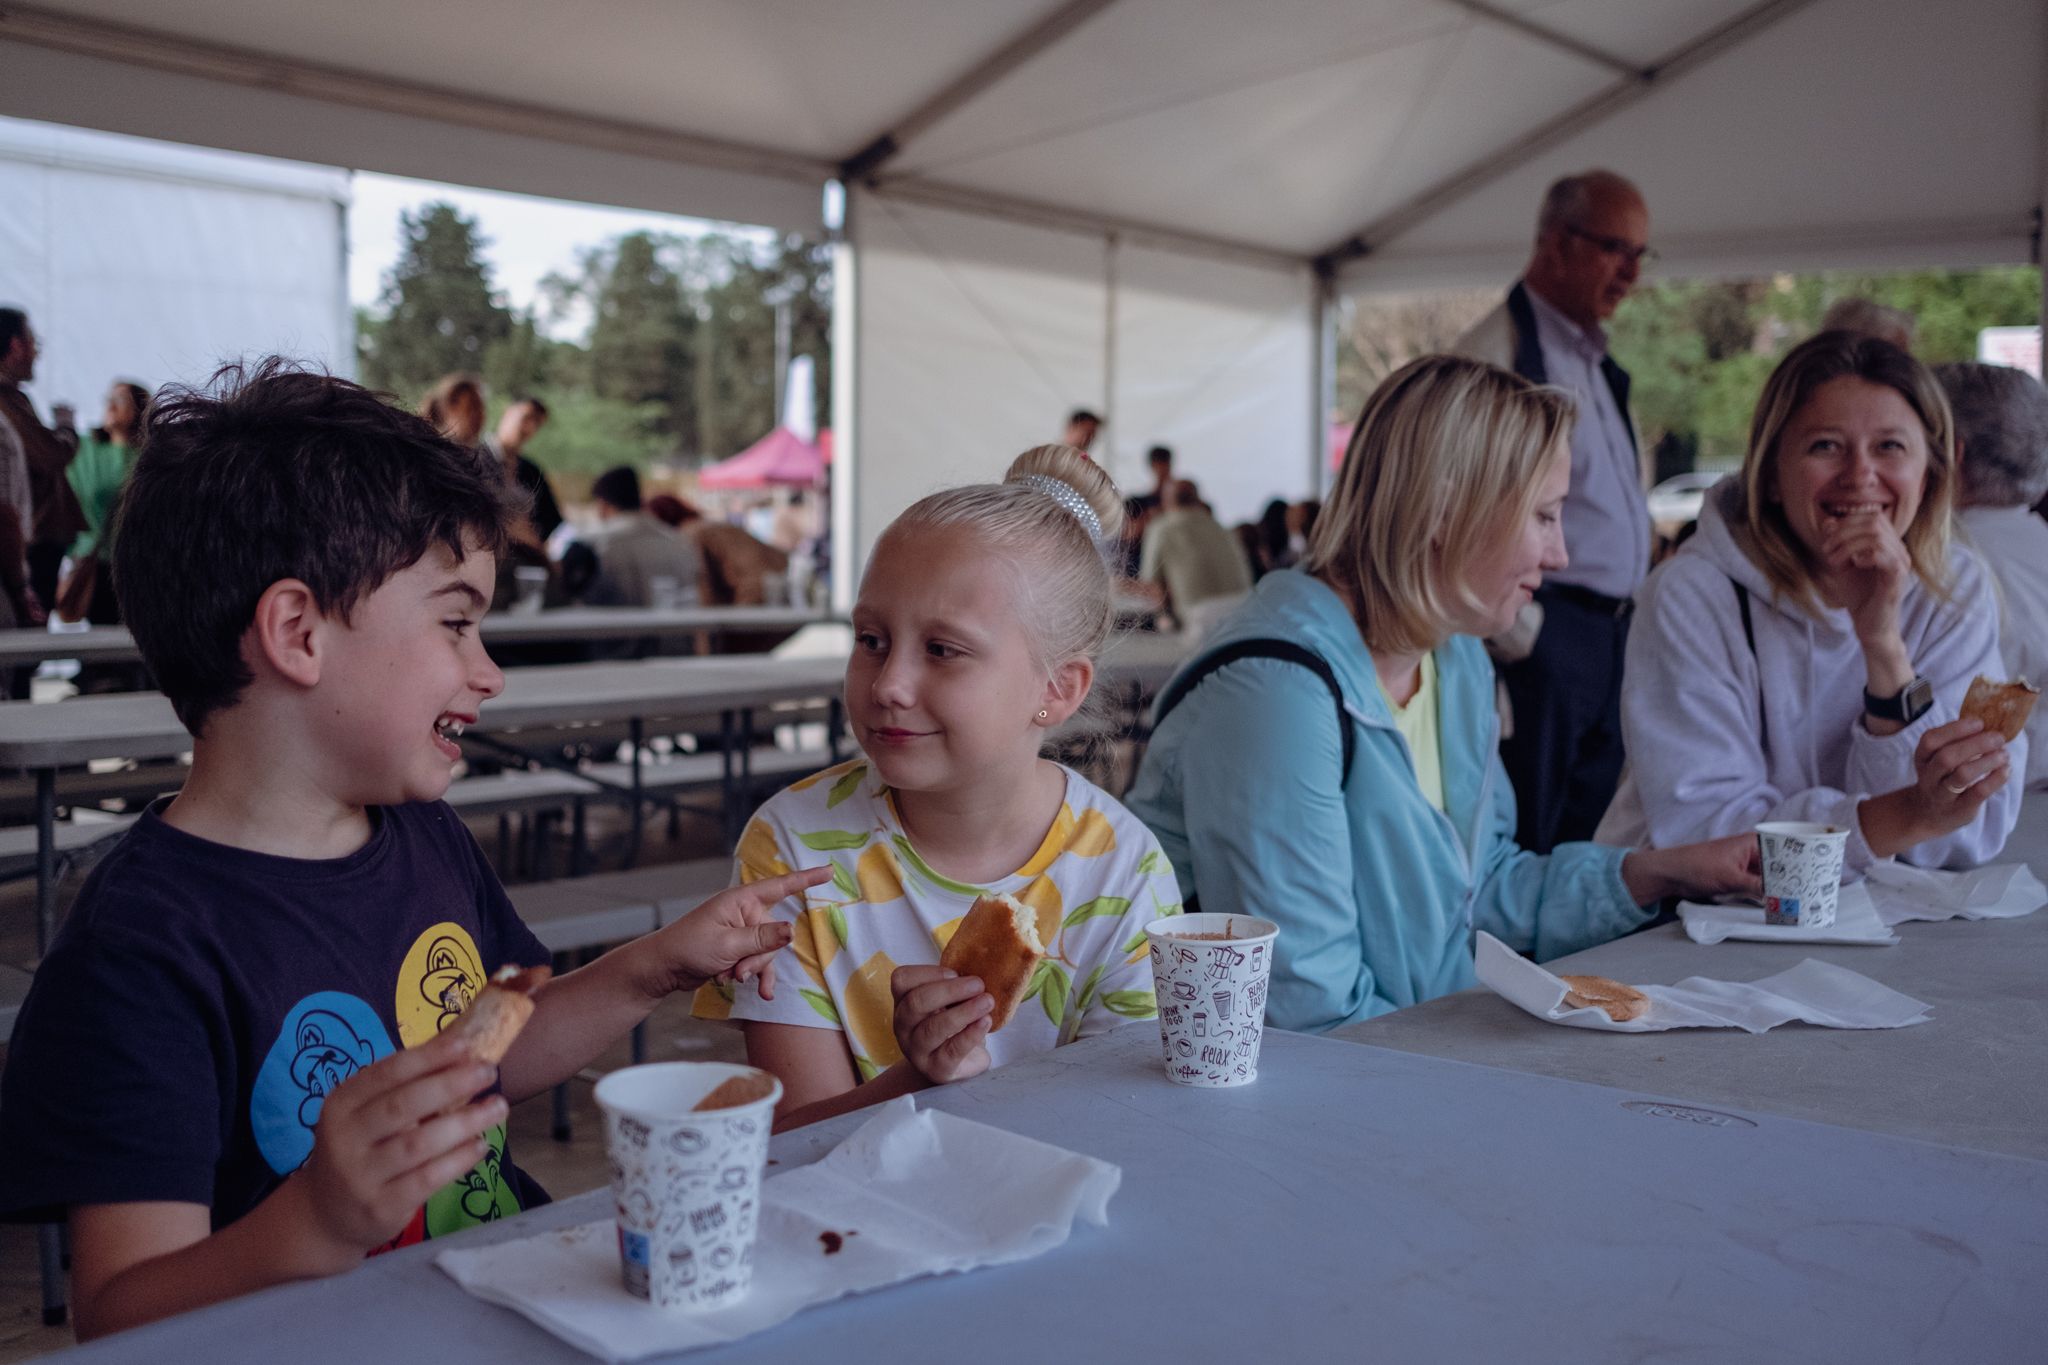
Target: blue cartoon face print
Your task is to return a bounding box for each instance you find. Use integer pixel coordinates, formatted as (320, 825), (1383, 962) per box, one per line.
(253, 992), (395, 1176)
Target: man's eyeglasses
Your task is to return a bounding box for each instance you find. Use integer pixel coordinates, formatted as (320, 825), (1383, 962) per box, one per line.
(1566, 226), (1657, 268)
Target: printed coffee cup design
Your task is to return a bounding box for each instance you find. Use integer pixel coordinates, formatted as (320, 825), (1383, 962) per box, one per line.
(593, 1062), (781, 1310)
(1755, 821), (1849, 929)
(1144, 913), (1279, 1088)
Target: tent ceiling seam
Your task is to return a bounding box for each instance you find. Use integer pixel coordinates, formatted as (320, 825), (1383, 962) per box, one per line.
(1433, 0), (1640, 78)
(877, 13), (1473, 182)
(1312, 0), (1823, 277)
(838, 0), (1122, 184)
(0, 4), (831, 185)
(870, 177), (1307, 273)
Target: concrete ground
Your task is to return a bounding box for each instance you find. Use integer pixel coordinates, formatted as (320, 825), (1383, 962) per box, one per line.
(0, 800), (745, 1362)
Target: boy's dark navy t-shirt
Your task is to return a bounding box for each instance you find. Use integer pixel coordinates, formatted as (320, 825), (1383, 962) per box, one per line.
(0, 799), (552, 1247)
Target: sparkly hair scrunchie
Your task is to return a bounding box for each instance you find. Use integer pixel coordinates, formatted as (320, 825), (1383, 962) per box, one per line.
(1014, 473), (1104, 541)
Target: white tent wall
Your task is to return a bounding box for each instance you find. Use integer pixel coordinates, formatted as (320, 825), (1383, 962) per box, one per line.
(0, 117), (351, 423)
(1109, 243), (1317, 526)
(844, 191), (1108, 600)
(843, 188), (1318, 604)
(0, 35), (825, 239)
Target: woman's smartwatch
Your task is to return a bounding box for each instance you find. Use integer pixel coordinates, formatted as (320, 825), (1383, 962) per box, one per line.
(1864, 676), (1933, 724)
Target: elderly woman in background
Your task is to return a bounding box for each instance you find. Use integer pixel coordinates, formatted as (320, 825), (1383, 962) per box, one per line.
(1601, 332), (2021, 871)
(58, 379), (149, 624)
(1124, 355), (1758, 1032)
(1938, 361), (2048, 787)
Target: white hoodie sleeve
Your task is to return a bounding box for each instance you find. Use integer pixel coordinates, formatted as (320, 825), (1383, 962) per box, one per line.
(1874, 550), (2025, 868)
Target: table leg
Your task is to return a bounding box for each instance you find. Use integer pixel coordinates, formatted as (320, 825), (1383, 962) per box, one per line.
(625, 718), (645, 868)
(720, 709), (739, 850)
(34, 768), (55, 956)
(827, 698), (844, 763)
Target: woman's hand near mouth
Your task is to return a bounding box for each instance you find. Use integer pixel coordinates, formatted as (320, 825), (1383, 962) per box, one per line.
(1820, 508), (1912, 643)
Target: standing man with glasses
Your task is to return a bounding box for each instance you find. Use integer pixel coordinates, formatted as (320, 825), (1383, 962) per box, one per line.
(1453, 170), (1654, 852)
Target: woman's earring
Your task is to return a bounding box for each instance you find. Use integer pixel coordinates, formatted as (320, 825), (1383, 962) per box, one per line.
(1037, 709), (1049, 721)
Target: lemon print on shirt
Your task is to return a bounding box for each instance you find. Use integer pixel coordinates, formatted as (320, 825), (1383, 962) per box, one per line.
(843, 950), (904, 1074)
(856, 842), (904, 903)
(738, 817), (792, 880)
(396, 923), (486, 1047)
(1067, 808), (1118, 857)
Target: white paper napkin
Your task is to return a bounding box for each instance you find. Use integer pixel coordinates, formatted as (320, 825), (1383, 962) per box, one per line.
(436, 1097), (1120, 1362)
(1862, 861), (2047, 925)
(1677, 881), (1897, 945)
(1474, 931), (1931, 1033)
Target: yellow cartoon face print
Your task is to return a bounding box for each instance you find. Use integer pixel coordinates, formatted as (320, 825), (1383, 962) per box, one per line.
(397, 923), (486, 1047)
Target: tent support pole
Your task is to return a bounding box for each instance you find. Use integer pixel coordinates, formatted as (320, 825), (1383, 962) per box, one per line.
(830, 188), (860, 615)
(1310, 271), (1334, 495)
(1103, 232), (1119, 468)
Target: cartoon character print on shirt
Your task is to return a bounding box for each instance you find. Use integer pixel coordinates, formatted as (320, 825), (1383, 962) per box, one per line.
(424, 1123), (520, 1235)
(397, 923), (527, 1238)
(251, 991), (395, 1177)
(395, 922), (488, 1047)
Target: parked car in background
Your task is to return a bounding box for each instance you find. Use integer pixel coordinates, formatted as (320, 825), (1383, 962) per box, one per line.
(1647, 470), (1725, 536)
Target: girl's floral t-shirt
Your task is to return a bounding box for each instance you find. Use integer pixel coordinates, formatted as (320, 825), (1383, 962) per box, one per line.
(695, 759), (1181, 1078)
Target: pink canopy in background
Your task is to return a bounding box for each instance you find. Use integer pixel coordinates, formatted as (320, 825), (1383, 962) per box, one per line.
(696, 425), (831, 489)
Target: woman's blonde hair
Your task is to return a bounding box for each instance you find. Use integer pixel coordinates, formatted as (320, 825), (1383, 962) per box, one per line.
(1735, 330), (1955, 615)
(878, 443), (1126, 677)
(1305, 355), (1573, 655)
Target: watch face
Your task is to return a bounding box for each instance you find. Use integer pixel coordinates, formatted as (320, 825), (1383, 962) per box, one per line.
(1904, 677), (1934, 720)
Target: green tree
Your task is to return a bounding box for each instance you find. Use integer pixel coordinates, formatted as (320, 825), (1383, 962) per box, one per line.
(359, 203), (511, 398)
(587, 232), (697, 446)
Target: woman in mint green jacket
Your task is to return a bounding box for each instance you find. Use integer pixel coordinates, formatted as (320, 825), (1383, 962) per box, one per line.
(60, 381), (148, 623)
(1125, 356), (1759, 1033)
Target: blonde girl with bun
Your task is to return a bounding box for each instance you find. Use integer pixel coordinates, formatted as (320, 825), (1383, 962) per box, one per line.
(696, 445), (1183, 1130)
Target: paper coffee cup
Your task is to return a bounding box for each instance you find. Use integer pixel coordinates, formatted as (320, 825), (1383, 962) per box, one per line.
(1756, 821), (1849, 928)
(593, 1062), (781, 1310)
(1144, 913), (1279, 1088)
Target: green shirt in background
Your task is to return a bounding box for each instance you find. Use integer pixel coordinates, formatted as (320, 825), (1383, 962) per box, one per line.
(1378, 650), (1445, 811)
(66, 436), (134, 559)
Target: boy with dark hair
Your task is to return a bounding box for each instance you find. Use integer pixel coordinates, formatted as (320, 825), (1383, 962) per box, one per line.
(0, 362), (825, 1339)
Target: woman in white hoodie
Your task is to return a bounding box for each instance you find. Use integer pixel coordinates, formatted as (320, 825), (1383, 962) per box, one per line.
(1600, 331), (2021, 873)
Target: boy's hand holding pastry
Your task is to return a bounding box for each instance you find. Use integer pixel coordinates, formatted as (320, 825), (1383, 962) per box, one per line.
(291, 1025), (505, 1271)
(634, 867), (830, 1001)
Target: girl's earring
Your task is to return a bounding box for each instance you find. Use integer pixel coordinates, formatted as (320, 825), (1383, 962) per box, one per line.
(1037, 709), (1049, 721)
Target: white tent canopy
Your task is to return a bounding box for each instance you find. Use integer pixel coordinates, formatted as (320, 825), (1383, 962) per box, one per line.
(3, 0), (2042, 589)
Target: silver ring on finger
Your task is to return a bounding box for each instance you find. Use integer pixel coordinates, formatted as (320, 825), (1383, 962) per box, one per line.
(1944, 781), (1969, 795)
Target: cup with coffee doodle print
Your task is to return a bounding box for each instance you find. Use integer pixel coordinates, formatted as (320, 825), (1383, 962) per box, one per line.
(1144, 913), (1280, 1088)
(1755, 821), (1849, 928)
(593, 1062), (782, 1310)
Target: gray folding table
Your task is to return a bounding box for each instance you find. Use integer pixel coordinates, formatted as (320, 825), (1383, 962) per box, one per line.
(40, 1026), (2047, 1363)
(1333, 794), (2048, 1160)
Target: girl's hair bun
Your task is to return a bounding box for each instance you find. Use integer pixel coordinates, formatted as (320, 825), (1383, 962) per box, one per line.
(1005, 444), (1126, 545)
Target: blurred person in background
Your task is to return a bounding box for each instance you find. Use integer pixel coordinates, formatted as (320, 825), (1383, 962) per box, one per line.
(1453, 169), (1653, 852)
(419, 372), (486, 448)
(1120, 445), (1174, 576)
(0, 409), (27, 634)
(1821, 297), (1915, 352)
(58, 379), (150, 624)
(1062, 407), (1101, 454)
(1939, 360), (2048, 786)
(483, 396), (564, 545)
(584, 465), (701, 609)
(648, 493), (788, 606)
(1138, 478), (1253, 639)
(0, 307), (86, 610)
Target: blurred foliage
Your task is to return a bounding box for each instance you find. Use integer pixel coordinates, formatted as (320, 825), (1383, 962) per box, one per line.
(357, 204), (832, 487)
